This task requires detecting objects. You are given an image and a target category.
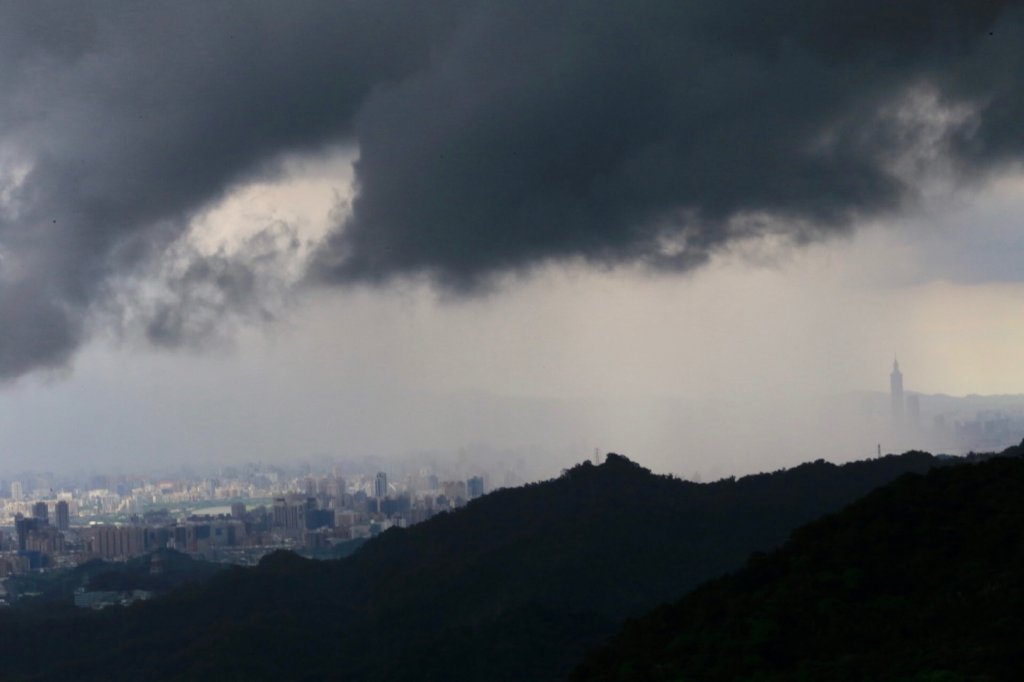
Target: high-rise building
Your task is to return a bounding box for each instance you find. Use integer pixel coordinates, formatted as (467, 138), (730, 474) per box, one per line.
(15, 515), (45, 552)
(467, 476), (485, 500)
(272, 498), (298, 530)
(272, 496), (309, 532)
(32, 501), (49, 523)
(55, 500), (70, 531)
(325, 477), (345, 500)
(10, 481), (22, 501)
(91, 525), (146, 559)
(442, 480), (468, 506)
(890, 358), (905, 427)
(26, 526), (63, 555)
(906, 393), (921, 430)
(374, 472), (388, 499)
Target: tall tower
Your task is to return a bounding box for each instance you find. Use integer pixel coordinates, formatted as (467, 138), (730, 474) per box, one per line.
(374, 472), (388, 499)
(890, 358), (904, 427)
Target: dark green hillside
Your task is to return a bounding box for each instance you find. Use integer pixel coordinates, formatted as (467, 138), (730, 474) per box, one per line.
(573, 452), (1024, 682)
(0, 451), (939, 681)
(5, 548), (224, 607)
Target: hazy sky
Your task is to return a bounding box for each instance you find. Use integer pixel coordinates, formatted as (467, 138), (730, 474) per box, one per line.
(2, 2), (1024, 478)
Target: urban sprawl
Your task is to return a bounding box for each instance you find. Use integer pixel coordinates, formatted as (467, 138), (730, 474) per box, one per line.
(0, 463), (498, 598)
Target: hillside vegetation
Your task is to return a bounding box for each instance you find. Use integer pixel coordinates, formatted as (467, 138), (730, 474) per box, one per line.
(574, 450), (1024, 681)
(0, 451), (940, 681)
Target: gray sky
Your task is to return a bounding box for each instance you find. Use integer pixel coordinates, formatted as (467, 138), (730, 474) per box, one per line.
(2, 1), (1024, 478)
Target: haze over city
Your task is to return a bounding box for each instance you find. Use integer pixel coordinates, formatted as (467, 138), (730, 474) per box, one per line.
(2, 2), (1024, 480)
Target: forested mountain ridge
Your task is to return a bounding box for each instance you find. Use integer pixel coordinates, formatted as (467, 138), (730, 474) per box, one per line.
(0, 450), (942, 681)
(573, 447), (1024, 681)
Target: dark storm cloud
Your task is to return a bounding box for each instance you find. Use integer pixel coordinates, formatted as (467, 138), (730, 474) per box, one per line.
(320, 0), (1024, 288)
(0, 0), (467, 378)
(1, 1), (1022, 378)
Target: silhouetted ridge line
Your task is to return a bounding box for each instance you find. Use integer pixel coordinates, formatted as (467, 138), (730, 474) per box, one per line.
(0, 450), (951, 681)
(574, 444), (1024, 681)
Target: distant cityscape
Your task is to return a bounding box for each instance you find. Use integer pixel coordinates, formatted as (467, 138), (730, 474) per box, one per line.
(0, 459), (515, 604)
(866, 358), (1024, 455)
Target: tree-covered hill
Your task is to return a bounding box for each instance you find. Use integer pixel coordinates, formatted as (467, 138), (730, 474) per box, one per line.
(0, 451), (941, 681)
(573, 451), (1024, 682)
(5, 548), (224, 608)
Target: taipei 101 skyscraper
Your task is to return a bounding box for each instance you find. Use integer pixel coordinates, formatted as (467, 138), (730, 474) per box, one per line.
(890, 358), (904, 427)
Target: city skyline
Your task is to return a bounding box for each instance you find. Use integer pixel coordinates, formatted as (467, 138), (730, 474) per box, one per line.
(0, 448), (500, 581)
